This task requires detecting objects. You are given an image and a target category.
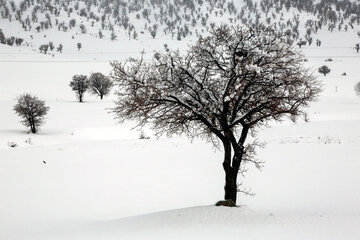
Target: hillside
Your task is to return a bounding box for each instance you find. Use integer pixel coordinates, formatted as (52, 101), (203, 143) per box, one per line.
(1, 0), (360, 54)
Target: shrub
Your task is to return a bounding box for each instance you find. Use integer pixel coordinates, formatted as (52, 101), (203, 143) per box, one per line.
(354, 82), (360, 96)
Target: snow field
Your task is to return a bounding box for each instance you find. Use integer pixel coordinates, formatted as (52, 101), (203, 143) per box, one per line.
(1, 30), (360, 239)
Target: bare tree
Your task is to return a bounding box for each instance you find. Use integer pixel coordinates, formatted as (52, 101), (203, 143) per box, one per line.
(88, 72), (113, 99)
(14, 93), (49, 133)
(318, 65), (331, 76)
(111, 26), (321, 205)
(70, 75), (89, 102)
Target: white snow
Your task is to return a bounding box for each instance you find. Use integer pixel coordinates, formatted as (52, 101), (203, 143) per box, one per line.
(1, 16), (360, 240)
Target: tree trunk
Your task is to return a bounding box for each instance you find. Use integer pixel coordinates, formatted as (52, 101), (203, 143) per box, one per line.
(222, 140), (239, 205)
(223, 166), (238, 204)
(100, 94), (103, 100)
(30, 123), (36, 133)
(220, 126), (248, 206)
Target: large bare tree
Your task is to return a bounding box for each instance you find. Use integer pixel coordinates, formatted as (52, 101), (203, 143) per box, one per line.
(111, 26), (321, 205)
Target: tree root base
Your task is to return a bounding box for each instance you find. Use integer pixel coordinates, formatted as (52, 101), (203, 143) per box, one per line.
(215, 199), (237, 207)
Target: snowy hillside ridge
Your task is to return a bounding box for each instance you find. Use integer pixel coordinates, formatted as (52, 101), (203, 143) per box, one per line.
(1, 0), (360, 52)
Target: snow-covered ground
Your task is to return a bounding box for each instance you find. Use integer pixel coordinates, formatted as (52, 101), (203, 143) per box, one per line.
(1, 29), (360, 239)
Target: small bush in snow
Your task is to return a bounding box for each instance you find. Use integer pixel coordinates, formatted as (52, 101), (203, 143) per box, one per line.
(7, 141), (18, 148)
(13, 93), (49, 133)
(39, 44), (49, 54)
(79, 24), (86, 34)
(57, 44), (63, 53)
(354, 82), (360, 96)
(139, 130), (150, 140)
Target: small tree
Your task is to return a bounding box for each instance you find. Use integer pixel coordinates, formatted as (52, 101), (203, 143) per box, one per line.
(39, 44), (49, 54)
(0, 29), (5, 44)
(15, 38), (23, 46)
(111, 26), (321, 205)
(57, 44), (63, 53)
(14, 93), (49, 133)
(79, 24), (87, 34)
(318, 65), (331, 76)
(88, 72), (113, 99)
(70, 75), (89, 102)
(111, 32), (117, 41)
(77, 42), (82, 51)
(354, 82), (360, 96)
(49, 41), (55, 51)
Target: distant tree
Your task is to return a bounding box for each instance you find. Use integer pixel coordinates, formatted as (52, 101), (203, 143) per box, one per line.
(57, 44), (63, 53)
(111, 26), (321, 205)
(99, 30), (103, 39)
(6, 37), (15, 46)
(150, 25), (158, 39)
(354, 82), (360, 96)
(133, 30), (138, 40)
(77, 42), (82, 51)
(297, 39), (307, 48)
(318, 65), (331, 76)
(88, 72), (113, 99)
(80, 8), (87, 17)
(48, 41), (55, 51)
(111, 32), (117, 41)
(69, 19), (76, 28)
(13, 93), (49, 133)
(177, 31), (181, 41)
(39, 44), (49, 54)
(0, 29), (5, 44)
(150, 29), (157, 39)
(70, 75), (89, 102)
(15, 38), (23, 46)
(80, 24), (87, 34)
